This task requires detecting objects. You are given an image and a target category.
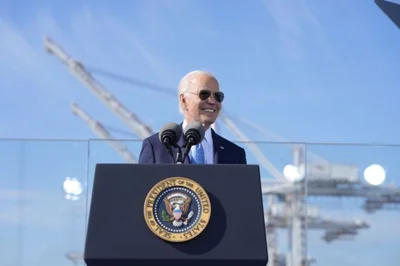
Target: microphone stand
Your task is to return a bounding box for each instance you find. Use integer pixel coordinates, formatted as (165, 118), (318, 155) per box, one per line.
(164, 142), (185, 164)
(181, 139), (195, 163)
(175, 145), (183, 164)
(163, 141), (177, 164)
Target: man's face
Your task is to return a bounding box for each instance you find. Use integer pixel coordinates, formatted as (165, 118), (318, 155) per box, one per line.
(180, 74), (223, 128)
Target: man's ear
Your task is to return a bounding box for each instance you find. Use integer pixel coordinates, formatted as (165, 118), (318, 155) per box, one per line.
(179, 94), (187, 110)
(181, 94), (188, 105)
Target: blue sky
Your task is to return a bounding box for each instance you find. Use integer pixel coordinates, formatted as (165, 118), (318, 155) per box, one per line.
(1, 0), (400, 266)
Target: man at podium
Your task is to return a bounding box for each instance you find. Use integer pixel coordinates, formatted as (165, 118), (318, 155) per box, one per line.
(85, 72), (268, 266)
(138, 70), (247, 165)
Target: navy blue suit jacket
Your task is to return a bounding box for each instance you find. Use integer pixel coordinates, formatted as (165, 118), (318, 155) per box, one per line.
(138, 128), (247, 164)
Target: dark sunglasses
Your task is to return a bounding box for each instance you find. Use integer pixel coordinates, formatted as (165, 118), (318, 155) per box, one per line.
(188, 89), (224, 103)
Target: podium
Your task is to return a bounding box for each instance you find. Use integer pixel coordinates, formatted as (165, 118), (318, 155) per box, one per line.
(84, 164), (268, 266)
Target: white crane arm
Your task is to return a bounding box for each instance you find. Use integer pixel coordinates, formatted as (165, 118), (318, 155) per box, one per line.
(219, 113), (286, 181)
(44, 37), (153, 139)
(71, 102), (137, 163)
(228, 114), (329, 164)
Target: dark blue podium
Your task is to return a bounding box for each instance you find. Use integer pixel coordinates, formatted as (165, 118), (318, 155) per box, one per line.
(84, 164), (268, 266)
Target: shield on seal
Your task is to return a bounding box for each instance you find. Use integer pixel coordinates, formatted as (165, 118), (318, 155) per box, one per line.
(173, 205), (183, 220)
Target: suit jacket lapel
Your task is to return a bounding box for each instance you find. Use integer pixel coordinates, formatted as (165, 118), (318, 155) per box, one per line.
(177, 135), (190, 164)
(211, 129), (223, 164)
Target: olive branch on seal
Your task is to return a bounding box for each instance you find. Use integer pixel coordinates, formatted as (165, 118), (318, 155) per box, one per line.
(161, 210), (170, 222)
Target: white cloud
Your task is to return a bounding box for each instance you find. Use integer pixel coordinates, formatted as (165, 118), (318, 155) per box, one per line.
(35, 7), (163, 77)
(95, 13), (162, 71)
(261, 0), (334, 61)
(0, 17), (73, 103)
(0, 4), (182, 95)
(0, 20), (41, 71)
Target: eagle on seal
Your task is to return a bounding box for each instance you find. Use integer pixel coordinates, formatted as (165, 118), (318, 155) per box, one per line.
(163, 192), (192, 227)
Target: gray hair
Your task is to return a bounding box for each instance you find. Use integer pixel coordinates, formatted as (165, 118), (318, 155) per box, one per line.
(177, 70), (215, 114)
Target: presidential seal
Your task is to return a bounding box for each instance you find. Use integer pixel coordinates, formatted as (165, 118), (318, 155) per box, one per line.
(144, 177), (211, 242)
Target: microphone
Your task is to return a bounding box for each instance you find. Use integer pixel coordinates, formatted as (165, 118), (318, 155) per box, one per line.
(182, 121), (205, 162)
(158, 122), (182, 163)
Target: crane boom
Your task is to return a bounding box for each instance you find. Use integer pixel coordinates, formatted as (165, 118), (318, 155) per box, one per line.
(71, 102), (137, 163)
(219, 113), (286, 181)
(44, 37), (153, 139)
(228, 114), (329, 164)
